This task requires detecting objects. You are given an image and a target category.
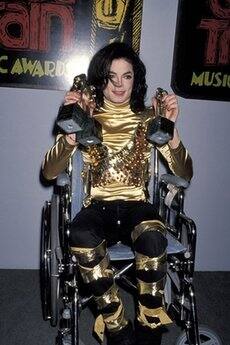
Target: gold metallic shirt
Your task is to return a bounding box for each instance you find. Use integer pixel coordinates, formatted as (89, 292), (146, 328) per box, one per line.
(82, 99), (151, 201)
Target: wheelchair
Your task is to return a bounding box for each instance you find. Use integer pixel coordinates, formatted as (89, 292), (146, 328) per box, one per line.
(40, 147), (222, 345)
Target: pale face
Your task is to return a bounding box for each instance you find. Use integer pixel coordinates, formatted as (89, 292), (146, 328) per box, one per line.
(103, 58), (134, 104)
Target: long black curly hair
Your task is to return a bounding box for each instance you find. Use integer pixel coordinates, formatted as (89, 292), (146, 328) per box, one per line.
(87, 42), (147, 112)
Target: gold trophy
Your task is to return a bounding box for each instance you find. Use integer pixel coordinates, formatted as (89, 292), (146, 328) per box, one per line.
(147, 88), (174, 145)
(56, 74), (102, 146)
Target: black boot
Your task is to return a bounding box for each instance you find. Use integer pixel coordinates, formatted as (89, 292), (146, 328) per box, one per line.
(135, 321), (163, 345)
(107, 321), (136, 345)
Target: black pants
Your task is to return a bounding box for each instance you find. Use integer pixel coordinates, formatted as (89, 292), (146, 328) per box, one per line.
(70, 200), (167, 257)
(70, 200), (168, 333)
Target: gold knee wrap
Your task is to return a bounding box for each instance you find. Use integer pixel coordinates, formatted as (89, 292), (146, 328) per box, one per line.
(131, 219), (166, 243)
(71, 240), (113, 284)
(70, 240), (107, 265)
(135, 251), (167, 272)
(78, 252), (113, 283)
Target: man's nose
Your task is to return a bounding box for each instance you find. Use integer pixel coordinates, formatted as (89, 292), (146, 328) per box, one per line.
(113, 77), (123, 87)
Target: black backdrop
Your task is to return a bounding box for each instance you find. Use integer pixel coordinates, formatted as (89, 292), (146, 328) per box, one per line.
(171, 0), (230, 102)
(0, 0), (143, 90)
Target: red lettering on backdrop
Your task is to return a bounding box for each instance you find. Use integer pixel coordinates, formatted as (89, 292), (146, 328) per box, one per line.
(29, 0), (76, 4)
(209, 0), (230, 18)
(0, 3), (29, 49)
(198, 0), (230, 65)
(0, 1), (75, 52)
(30, 3), (40, 50)
(39, 4), (74, 51)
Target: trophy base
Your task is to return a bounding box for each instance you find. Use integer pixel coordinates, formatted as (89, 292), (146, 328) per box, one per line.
(147, 116), (174, 145)
(57, 118), (83, 133)
(56, 103), (102, 146)
(76, 118), (102, 146)
(78, 135), (102, 146)
(56, 103), (87, 134)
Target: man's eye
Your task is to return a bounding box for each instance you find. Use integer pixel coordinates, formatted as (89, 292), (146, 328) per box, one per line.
(109, 74), (115, 80)
(124, 74), (132, 79)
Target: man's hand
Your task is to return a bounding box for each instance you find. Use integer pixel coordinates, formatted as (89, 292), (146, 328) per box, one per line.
(64, 90), (82, 106)
(64, 90), (96, 116)
(152, 93), (180, 148)
(163, 93), (179, 123)
(63, 89), (96, 145)
(65, 133), (77, 145)
(152, 93), (179, 123)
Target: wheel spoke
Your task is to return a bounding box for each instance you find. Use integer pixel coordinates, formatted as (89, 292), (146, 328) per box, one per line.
(201, 339), (217, 345)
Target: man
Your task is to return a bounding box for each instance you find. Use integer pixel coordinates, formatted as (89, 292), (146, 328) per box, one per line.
(42, 42), (193, 345)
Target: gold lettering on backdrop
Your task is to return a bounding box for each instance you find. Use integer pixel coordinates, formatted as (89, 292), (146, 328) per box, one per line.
(95, 0), (129, 29)
(90, 0), (129, 55)
(44, 61), (56, 77)
(0, 55), (8, 73)
(5, 57), (69, 78)
(11, 59), (31, 75)
(22, 58), (37, 74)
(32, 61), (44, 77)
(191, 71), (230, 87)
(90, 0), (143, 56)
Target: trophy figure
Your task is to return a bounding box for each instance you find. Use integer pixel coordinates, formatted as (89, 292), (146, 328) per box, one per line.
(147, 88), (174, 145)
(56, 74), (102, 146)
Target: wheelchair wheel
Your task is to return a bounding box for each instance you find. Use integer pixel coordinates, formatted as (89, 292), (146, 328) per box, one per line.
(175, 325), (223, 345)
(40, 195), (61, 327)
(41, 201), (51, 321)
(50, 193), (61, 327)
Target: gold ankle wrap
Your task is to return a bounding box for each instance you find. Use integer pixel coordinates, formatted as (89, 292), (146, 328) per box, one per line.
(135, 251), (167, 272)
(70, 240), (106, 265)
(94, 285), (128, 342)
(131, 220), (166, 243)
(78, 251), (113, 283)
(94, 303), (128, 342)
(137, 302), (172, 329)
(137, 274), (172, 329)
(103, 302), (128, 332)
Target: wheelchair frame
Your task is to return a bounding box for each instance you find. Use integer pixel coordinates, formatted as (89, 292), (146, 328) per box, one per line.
(40, 148), (220, 345)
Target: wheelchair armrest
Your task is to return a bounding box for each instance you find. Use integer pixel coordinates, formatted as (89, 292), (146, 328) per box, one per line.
(160, 174), (189, 189)
(56, 172), (71, 187)
(159, 174), (189, 211)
